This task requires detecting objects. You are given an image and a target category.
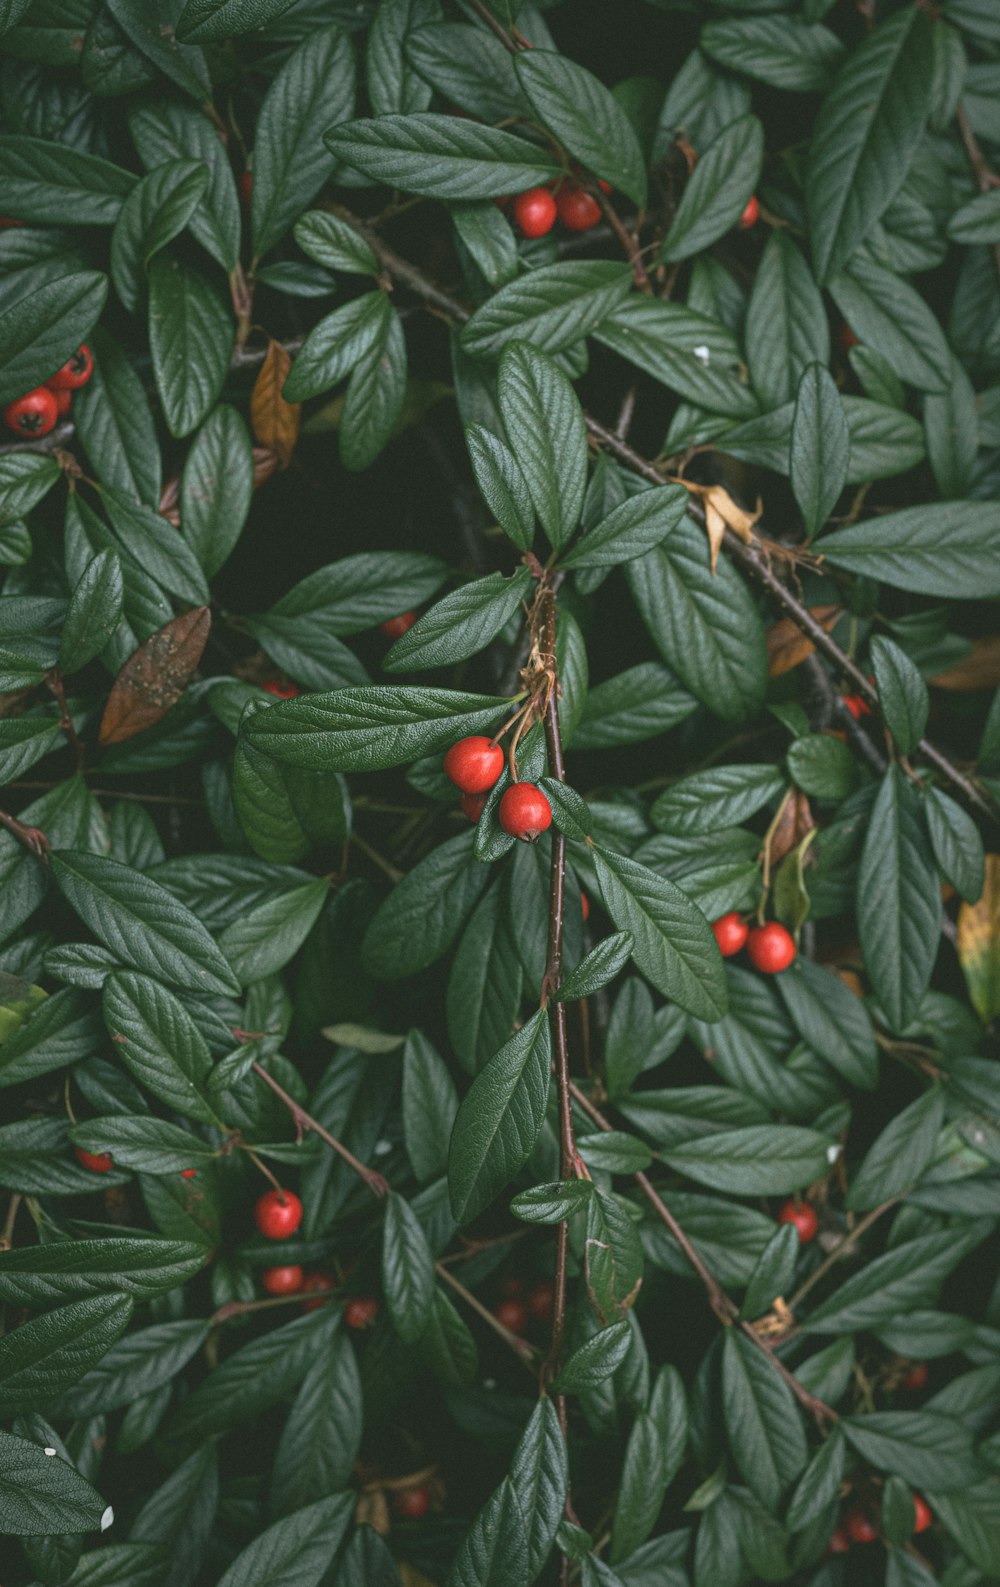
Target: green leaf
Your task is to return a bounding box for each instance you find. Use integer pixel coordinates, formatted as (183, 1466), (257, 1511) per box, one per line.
(363, 830), (492, 979)
(740, 1225), (800, 1322)
(561, 486), (688, 570)
(700, 17), (844, 92)
(948, 187), (1000, 244)
(609, 1365), (687, 1561)
(294, 211), (378, 276)
(745, 232), (830, 410)
(820, 502), (1000, 598)
(0, 1294), (133, 1415)
(50, 850), (240, 997)
(148, 252), (233, 439)
(325, 113), (559, 200)
(461, 260), (632, 360)
(129, 96), (241, 272)
(100, 970), (216, 1125)
(574, 662), (696, 750)
(452, 200), (519, 291)
(595, 297), (756, 419)
(110, 159), (209, 314)
(806, 7), (934, 283)
(464, 425), (534, 551)
(265, 551), (447, 638)
(722, 1330), (807, 1512)
(847, 1087), (944, 1210)
(181, 405), (254, 578)
(446, 881), (523, 1075)
(786, 734), (858, 800)
(662, 1124), (832, 1195)
(271, 1330), (361, 1515)
(0, 454), (60, 530)
(365, 0), (437, 116)
(0, 716), (63, 790)
(509, 1180), (595, 1224)
(99, 484), (210, 607)
(72, 1116), (215, 1174)
(870, 636), (929, 756)
(557, 933), (634, 1002)
(0, 1237), (208, 1305)
(58, 551), (124, 675)
(176, 0), (298, 42)
(241, 685), (508, 772)
(405, 21), (528, 124)
(829, 256), (952, 394)
(497, 342), (587, 551)
(73, 329), (162, 508)
(0, 1427), (108, 1537)
(283, 292), (390, 403)
(0, 271), (108, 407)
(577, 1131), (652, 1174)
(785, 1429), (846, 1531)
(552, 1321), (632, 1394)
(417, 1286), (478, 1391)
(448, 1008), (551, 1224)
(53, 1319), (209, 1418)
(842, 1411), (981, 1492)
(403, 1029), (459, 1183)
(218, 877), (327, 983)
(775, 956), (877, 1090)
(339, 303), (408, 472)
(857, 768), (940, 1031)
(105, 0), (210, 98)
(514, 50), (647, 207)
(661, 113), (764, 262)
(591, 844), (728, 1022)
(381, 1192), (435, 1345)
(585, 1188), (644, 1325)
(790, 363), (849, 538)
(384, 568), (533, 672)
(924, 787), (984, 905)
(802, 1226), (985, 1334)
(446, 1478), (528, 1587)
(508, 1397), (567, 1581)
(651, 765), (784, 836)
(214, 1494), (355, 1587)
(0, 136), (134, 225)
(924, 354), (978, 500)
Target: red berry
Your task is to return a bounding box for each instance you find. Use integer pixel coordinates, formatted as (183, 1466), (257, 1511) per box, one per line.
(460, 792), (487, 823)
(494, 1298), (528, 1334)
(739, 195), (760, 229)
(254, 1188), (303, 1239)
(597, 178), (612, 194)
(903, 1360), (928, 1391)
(913, 1495), (932, 1534)
(845, 1510), (877, 1545)
(301, 1271), (336, 1312)
(777, 1199), (818, 1243)
(556, 185), (601, 232)
(45, 345), (93, 390)
(380, 610), (417, 639)
(746, 922), (796, 974)
(842, 693), (871, 720)
(53, 387), (72, 418)
(395, 1486), (431, 1520)
(261, 677), (301, 699)
(498, 783), (552, 842)
(840, 322), (859, 352)
(512, 186), (557, 239)
(180, 1168), (197, 1179)
(712, 912), (748, 957)
(827, 1526), (850, 1555)
(74, 1146), (113, 1174)
(345, 1295), (379, 1329)
(527, 1281), (554, 1323)
(580, 892), (590, 923)
(3, 386), (59, 437)
(239, 170), (253, 209)
(443, 736), (504, 795)
(261, 1264), (304, 1295)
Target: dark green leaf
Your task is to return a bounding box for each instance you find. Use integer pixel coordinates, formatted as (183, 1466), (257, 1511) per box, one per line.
(403, 1029), (458, 1183)
(0, 271), (108, 407)
(363, 830), (492, 979)
(829, 255), (952, 394)
(497, 342), (587, 551)
(790, 363), (849, 538)
(802, 1226), (986, 1334)
(508, 1397), (567, 1581)
(561, 486), (688, 570)
(651, 765), (783, 836)
(661, 114), (764, 263)
(110, 159), (208, 313)
(700, 17), (844, 92)
(53, 1319), (208, 1417)
(462, 260), (632, 360)
(448, 1008), (551, 1224)
(820, 503), (1000, 598)
(0, 1427), (108, 1538)
(382, 1192), (435, 1344)
(102, 970), (222, 1124)
(924, 787), (985, 904)
(58, 551), (124, 675)
(465, 425), (534, 552)
(842, 1411), (981, 1492)
(509, 1180), (594, 1224)
(857, 768), (940, 1031)
(214, 1494), (355, 1587)
(553, 1321), (632, 1394)
(870, 636), (929, 756)
(0, 1238), (208, 1305)
(181, 405), (254, 577)
(129, 96), (240, 271)
(662, 1124), (832, 1195)
(745, 232), (830, 410)
(786, 1428), (845, 1532)
(325, 113), (559, 200)
(558, 933), (634, 1002)
(0, 1294), (133, 1415)
(0, 136), (134, 225)
(176, 0), (298, 42)
(270, 1331), (362, 1516)
(847, 1087), (944, 1210)
(384, 568), (533, 672)
(283, 292), (390, 403)
(72, 1116), (215, 1174)
(722, 1330), (808, 1511)
(446, 1478), (528, 1587)
(514, 50), (647, 206)
(148, 253), (232, 439)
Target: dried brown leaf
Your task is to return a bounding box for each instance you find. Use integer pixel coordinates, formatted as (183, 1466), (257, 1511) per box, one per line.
(250, 339), (301, 469)
(766, 605), (842, 677)
(99, 607), (211, 746)
(252, 446), (280, 490)
(932, 635), (1000, 692)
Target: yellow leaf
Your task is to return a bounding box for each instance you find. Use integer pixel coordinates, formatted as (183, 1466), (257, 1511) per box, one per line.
(957, 854), (1000, 1021)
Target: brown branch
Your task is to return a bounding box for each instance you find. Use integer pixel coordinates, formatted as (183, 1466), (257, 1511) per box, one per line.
(0, 1193), (22, 1252)
(326, 203), (472, 323)
(252, 1060), (389, 1198)
(583, 414), (1000, 826)
(957, 105), (1000, 285)
(0, 809), (49, 858)
(435, 1261), (537, 1367)
(786, 1199), (898, 1312)
(465, 0), (525, 52)
(45, 669), (85, 775)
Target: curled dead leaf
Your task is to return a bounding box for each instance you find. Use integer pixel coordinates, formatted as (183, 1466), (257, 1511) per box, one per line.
(766, 605), (842, 677)
(673, 478), (761, 573)
(957, 853), (1000, 1022)
(769, 787), (816, 870)
(250, 339), (301, 469)
(98, 607), (211, 746)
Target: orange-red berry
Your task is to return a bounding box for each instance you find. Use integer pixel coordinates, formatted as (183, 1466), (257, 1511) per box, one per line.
(913, 1495), (932, 1534)
(846, 1510), (877, 1545)
(261, 1264), (304, 1295)
(827, 1526), (850, 1555)
(840, 322), (859, 352)
(380, 611), (417, 640)
(4, 387), (59, 437)
(778, 1200), (818, 1242)
(460, 792), (488, 823)
(903, 1360), (928, 1391)
(301, 1271), (336, 1312)
(580, 892), (590, 923)
(75, 1147), (113, 1174)
(444, 736), (504, 795)
(395, 1486), (431, 1520)
(254, 1188), (303, 1239)
(498, 783), (552, 842)
(494, 1298), (528, 1334)
(45, 346), (93, 390)
(512, 186), (557, 239)
(180, 1168), (197, 1179)
(527, 1281), (554, 1324)
(239, 170), (253, 208)
(556, 185), (601, 232)
(345, 1295), (379, 1329)
(53, 387), (73, 417)
(739, 195), (759, 229)
(261, 677), (301, 699)
(746, 922), (796, 974)
(712, 913), (748, 957)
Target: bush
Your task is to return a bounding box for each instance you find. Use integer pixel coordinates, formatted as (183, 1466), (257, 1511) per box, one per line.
(1, 1), (1000, 1584)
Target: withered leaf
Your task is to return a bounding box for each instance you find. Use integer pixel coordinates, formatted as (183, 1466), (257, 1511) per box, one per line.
(769, 787), (816, 870)
(766, 605), (842, 677)
(932, 636), (1000, 692)
(252, 446), (280, 491)
(250, 339), (301, 469)
(99, 607), (211, 745)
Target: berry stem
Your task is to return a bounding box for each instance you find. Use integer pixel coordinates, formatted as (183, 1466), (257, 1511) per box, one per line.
(238, 1142), (285, 1195)
(0, 808), (49, 858)
(251, 1060), (390, 1198)
(44, 670), (85, 775)
(434, 1260), (538, 1366)
(786, 1198), (899, 1313)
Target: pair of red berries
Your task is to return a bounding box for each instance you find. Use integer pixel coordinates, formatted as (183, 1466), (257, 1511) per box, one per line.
(830, 1496), (931, 1551)
(444, 736), (553, 842)
(2, 345), (93, 436)
(777, 1198), (817, 1243)
(510, 178), (608, 239)
(712, 914), (796, 973)
(260, 1266), (336, 1306)
(494, 1277), (555, 1334)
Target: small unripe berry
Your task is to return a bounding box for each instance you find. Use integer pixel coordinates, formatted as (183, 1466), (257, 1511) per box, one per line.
(739, 195), (760, 229)
(301, 1271), (336, 1312)
(777, 1199), (817, 1242)
(460, 792), (487, 823)
(395, 1486), (431, 1520)
(75, 1146), (113, 1174)
(903, 1360), (928, 1391)
(254, 1188), (303, 1239)
(845, 1509), (877, 1545)
(494, 1298), (528, 1334)
(499, 783), (552, 842)
(913, 1495), (932, 1533)
(261, 1264), (304, 1295)
(712, 913), (748, 957)
(3, 387), (59, 437)
(443, 736), (504, 795)
(746, 922), (796, 974)
(345, 1295), (379, 1329)
(527, 1280), (554, 1323)
(556, 185), (601, 232)
(45, 345), (93, 390)
(380, 610), (417, 639)
(262, 677), (301, 699)
(512, 186), (557, 239)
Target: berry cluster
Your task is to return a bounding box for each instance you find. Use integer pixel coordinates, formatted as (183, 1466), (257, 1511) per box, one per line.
(711, 913), (797, 973)
(493, 1274), (556, 1335)
(508, 175), (611, 239)
(2, 345), (93, 437)
(444, 735), (553, 842)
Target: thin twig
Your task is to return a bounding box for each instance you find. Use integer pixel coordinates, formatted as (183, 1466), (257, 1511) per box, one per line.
(435, 1260), (538, 1366)
(0, 808), (49, 858)
(465, 0), (525, 52)
(0, 1193), (22, 1252)
(252, 1060), (389, 1198)
(786, 1199), (898, 1312)
(326, 203), (472, 323)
